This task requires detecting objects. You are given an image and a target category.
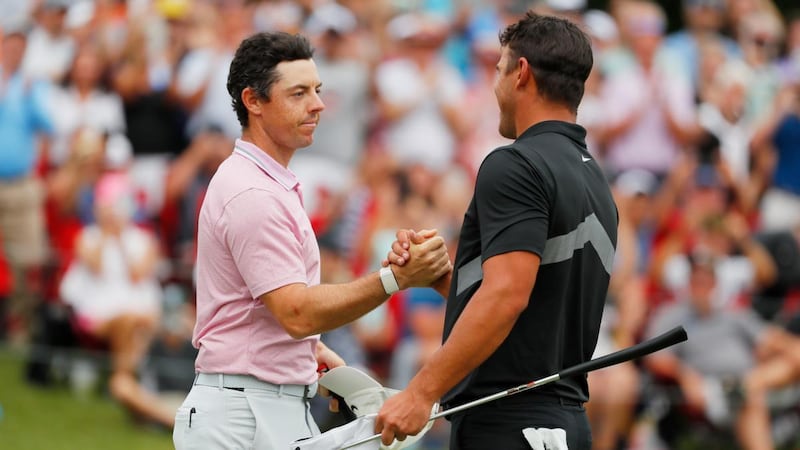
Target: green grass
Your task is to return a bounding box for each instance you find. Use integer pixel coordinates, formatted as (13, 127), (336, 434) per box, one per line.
(0, 347), (173, 450)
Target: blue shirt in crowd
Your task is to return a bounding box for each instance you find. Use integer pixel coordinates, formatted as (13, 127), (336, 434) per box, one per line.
(0, 71), (53, 179)
(772, 113), (800, 196)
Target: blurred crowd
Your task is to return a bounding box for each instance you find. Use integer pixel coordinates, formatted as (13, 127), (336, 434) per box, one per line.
(0, 0), (799, 448)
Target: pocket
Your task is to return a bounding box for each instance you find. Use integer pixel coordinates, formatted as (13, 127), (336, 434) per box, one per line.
(174, 405), (204, 449)
(173, 406), (191, 449)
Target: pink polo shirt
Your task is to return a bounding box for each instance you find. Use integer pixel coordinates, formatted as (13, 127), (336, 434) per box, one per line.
(192, 139), (321, 385)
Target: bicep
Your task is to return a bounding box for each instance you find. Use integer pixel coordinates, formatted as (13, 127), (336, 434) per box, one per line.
(481, 251), (540, 313)
(258, 283), (306, 320)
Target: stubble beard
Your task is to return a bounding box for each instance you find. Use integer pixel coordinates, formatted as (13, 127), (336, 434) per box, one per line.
(498, 111), (516, 140)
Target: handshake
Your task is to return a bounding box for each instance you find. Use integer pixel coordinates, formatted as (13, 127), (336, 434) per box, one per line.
(379, 229), (452, 296)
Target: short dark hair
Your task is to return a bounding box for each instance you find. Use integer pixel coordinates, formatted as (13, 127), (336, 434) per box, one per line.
(499, 12), (593, 113)
(227, 32), (314, 128)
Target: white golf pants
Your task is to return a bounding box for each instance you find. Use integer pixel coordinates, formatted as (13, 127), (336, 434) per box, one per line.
(173, 379), (319, 449)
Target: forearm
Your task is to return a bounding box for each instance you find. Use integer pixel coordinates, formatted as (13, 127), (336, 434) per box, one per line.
(76, 237), (104, 274)
(601, 114), (639, 143)
(127, 244), (159, 283)
(316, 340), (346, 369)
(407, 288), (523, 403)
(263, 271), (389, 339)
(645, 353), (685, 381)
(266, 235), (450, 339)
(738, 239), (778, 288)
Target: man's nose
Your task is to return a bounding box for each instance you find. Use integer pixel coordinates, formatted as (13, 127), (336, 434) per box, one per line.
(310, 91), (325, 112)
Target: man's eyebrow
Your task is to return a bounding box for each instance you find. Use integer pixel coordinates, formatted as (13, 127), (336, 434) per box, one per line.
(285, 82), (323, 91)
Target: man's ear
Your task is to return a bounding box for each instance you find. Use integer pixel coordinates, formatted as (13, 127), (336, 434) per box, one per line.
(241, 87), (263, 117)
(516, 57), (532, 89)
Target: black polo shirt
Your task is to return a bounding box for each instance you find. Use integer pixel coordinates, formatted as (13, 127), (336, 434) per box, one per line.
(442, 120), (618, 408)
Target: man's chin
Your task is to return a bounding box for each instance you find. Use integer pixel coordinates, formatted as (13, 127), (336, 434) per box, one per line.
(296, 136), (315, 149)
(499, 127), (516, 140)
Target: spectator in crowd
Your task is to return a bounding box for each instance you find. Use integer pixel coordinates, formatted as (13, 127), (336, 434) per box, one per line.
(22, 0), (75, 83)
(725, 0), (783, 44)
(695, 35), (734, 104)
(0, 25), (54, 344)
(776, 9), (800, 83)
(111, 0), (191, 162)
(751, 224), (800, 323)
(598, 0), (701, 180)
(64, 0), (100, 47)
(161, 128), (231, 282)
(646, 155), (769, 307)
(737, 8), (785, 125)
(660, 207), (777, 310)
(59, 172), (173, 428)
(696, 59), (769, 214)
(663, 0), (740, 93)
(174, 1), (252, 141)
(586, 173), (650, 450)
(645, 252), (800, 450)
(290, 2), (371, 232)
(45, 129), (130, 286)
(579, 9), (621, 164)
(373, 11), (466, 174)
(48, 41), (126, 168)
(752, 67), (800, 231)
(536, 0), (587, 25)
(697, 60), (754, 181)
(459, 24), (513, 177)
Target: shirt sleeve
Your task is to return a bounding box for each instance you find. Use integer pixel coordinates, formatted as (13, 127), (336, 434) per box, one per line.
(220, 189), (308, 299)
(475, 148), (551, 261)
(30, 80), (54, 135)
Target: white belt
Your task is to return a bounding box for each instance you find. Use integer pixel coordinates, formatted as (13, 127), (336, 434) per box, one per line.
(194, 373), (317, 399)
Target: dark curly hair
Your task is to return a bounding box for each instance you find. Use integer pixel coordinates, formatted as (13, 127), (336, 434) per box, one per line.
(227, 32), (315, 128)
(499, 12), (593, 113)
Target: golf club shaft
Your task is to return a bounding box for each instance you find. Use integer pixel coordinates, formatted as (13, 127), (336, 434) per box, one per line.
(341, 326), (687, 449)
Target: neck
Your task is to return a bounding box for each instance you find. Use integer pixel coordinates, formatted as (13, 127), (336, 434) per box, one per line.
(241, 127), (294, 168)
(515, 97), (576, 135)
(76, 84), (92, 98)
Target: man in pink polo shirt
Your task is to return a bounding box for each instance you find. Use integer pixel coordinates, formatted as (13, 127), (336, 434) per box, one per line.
(172, 32), (452, 450)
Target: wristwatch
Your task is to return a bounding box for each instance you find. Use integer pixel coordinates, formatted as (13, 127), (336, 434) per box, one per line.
(379, 266), (400, 295)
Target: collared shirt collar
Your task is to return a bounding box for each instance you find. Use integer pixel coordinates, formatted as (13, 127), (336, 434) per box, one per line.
(517, 120), (587, 143)
(233, 138), (299, 192)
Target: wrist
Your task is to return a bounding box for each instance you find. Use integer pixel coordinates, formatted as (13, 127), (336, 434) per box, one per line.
(408, 372), (440, 405)
(379, 266), (400, 295)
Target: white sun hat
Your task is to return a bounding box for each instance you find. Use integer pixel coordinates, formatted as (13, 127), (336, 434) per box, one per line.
(292, 366), (436, 450)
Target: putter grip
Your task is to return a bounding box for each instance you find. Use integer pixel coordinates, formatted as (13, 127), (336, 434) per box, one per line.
(559, 326), (687, 379)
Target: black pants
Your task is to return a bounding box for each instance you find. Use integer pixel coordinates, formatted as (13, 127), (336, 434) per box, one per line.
(449, 394), (591, 450)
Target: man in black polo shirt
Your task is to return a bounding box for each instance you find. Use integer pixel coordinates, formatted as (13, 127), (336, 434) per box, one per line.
(374, 12), (618, 450)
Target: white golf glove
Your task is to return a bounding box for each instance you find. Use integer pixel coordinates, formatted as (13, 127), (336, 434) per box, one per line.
(522, 427), (568, 450)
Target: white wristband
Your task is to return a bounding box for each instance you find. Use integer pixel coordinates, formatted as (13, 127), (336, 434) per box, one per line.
(379, 266), (400, 295)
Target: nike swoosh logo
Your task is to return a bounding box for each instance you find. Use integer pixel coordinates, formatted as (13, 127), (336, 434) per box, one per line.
(581, 156), (592, 162)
